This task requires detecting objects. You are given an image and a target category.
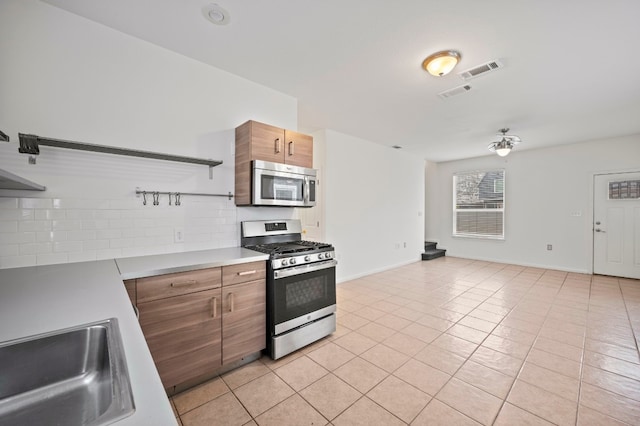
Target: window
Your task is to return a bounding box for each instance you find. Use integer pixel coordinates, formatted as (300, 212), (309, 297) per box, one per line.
(453, 170), (505, 238)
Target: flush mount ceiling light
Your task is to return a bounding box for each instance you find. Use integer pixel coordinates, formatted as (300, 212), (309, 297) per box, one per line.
(488, 128), (522, 157)
(202, 3), (230, 25)
(422, 50), (461, 77)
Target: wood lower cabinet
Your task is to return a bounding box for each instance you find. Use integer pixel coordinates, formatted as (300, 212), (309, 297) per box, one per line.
(138, 288), (222, 389)
(222, 280), (266, 364)
(221, 261), (266, 363)
(125, 261), (266, 391)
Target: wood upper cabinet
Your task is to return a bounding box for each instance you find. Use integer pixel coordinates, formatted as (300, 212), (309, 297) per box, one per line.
(235, 120), (313, 205)
(283, 129), (313, 168)
(241, 121), (285, 164)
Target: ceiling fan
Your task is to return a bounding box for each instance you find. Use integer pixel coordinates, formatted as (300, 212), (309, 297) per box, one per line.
(488, 128), (521, 157)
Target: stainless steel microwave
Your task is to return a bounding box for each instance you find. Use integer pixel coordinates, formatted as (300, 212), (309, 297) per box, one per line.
(252, 160), (316, 207)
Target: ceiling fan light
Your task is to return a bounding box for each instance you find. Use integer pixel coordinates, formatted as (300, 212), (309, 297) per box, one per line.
(422, 50), (461, 77)
(496, 147), (511, 157)
(488, 128), (522, 156)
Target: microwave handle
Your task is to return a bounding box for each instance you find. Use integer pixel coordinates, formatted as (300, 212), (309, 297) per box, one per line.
(303, 176), (309, 204)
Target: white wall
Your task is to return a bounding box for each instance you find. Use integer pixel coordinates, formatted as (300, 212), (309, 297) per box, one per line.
(425, 134), (640, 273)
(424, 160), (438, 242)
(324, 130), (424, 282)
(0, 0), (297, 268)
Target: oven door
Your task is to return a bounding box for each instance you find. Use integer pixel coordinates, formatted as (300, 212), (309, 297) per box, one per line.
(272, 260), (336, 335)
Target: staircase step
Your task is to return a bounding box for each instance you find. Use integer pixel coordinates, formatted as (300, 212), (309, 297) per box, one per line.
(424, 241), (438, 251)
(422, 249), (446, 261)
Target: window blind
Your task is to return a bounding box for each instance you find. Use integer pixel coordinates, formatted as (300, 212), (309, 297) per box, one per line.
(453, 170), (504, 238)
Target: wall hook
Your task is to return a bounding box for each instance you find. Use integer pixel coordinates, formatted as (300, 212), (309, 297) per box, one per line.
(142, 191), (148, 206)
(153, 192), (160, 206)
(168, 193), (173, 206)
(175, 193), (181, 206)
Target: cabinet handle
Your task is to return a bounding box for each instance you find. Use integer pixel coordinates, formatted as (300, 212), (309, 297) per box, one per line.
(228, 293), (234, 312)
(275, 138), (281, 153)
(288, 141), (294, 156)
(170, 279), (197, 287)
(211, 297), (218, 318)
(238, 270), (256, 276)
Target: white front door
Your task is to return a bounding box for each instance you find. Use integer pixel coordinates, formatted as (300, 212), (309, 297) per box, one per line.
(593, 172), (640, 279)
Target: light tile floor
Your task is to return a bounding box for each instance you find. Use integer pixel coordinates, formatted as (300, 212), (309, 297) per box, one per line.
(169, 257), (640, 425)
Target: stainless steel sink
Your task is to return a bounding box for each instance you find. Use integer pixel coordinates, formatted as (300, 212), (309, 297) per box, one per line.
(0, 318), (135, 425)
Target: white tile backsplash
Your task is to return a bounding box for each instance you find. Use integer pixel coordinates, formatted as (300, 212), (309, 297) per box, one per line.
(0, 195), (247, 269)
(37, 252), (69, 265)
(37, 231), (69, 242)
(0, 198), (19, 209)
(20, 198), (53, 209)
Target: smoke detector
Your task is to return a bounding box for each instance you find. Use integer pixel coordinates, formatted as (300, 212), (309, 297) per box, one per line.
(458, 60), (504, 81)
(202, 4), (230, 25)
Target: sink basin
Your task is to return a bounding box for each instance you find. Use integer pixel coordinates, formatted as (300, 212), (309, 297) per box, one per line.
(0, 319), (135, 426)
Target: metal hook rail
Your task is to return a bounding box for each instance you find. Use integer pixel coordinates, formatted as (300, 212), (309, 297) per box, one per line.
(135, 187), (233, 206)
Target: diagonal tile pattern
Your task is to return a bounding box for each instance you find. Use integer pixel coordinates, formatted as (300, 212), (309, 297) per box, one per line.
(168, 257), (640, 425)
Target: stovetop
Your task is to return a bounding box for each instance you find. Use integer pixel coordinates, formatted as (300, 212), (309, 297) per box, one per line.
(245, 240), (333, 257)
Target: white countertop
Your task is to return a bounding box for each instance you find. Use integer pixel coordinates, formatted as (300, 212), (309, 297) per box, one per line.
(0, 247), (269, 425)
(116, 247), (269, 279)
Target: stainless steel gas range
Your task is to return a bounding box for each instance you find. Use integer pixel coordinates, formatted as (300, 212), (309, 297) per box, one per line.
(241, 219), (336, 359)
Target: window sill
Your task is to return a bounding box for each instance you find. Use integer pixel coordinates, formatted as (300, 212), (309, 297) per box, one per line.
(452, 234), (505, 241)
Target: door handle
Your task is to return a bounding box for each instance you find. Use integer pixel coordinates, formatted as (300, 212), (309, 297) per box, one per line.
(275, 138), (281, 153)
(237, 270), (256, 276)
(228, 293), (234, 312)
(170, 279), (197, 287)
(211, 297), (218, 318)
(289, 141), (294, 156)
(594, 228), (606, 233)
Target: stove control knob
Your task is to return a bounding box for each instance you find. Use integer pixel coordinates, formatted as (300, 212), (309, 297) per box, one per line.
(318, 253), (324, 260)
(304, 255), (311, 262)
(281, 259), (288, 266)
(325, 252), (332, 259)
(290, 258), (296, 265)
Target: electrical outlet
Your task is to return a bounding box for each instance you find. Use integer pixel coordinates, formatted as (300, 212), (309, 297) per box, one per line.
(547, 244), (552, 251)
(394, 243), (400, 249)
(174, 228), (184, 243)
(403, 242), (407, 248)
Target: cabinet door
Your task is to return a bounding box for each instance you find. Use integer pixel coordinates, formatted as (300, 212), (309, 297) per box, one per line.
(222, 280), (266, 364)
(138, 288), (222, 389)
(249, 121), (285, 163)
(284, 129), (313, 168)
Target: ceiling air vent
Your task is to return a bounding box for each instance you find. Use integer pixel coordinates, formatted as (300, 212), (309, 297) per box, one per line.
(458, 59), (504, 81)
(438, 84), (472, 99)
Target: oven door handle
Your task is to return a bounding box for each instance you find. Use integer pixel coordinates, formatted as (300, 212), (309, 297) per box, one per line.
(274, 259), (337, 279)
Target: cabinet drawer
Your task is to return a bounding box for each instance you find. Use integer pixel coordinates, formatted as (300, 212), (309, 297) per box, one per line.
(137, 267), (221, 303)
(222, 261), (266, 286)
